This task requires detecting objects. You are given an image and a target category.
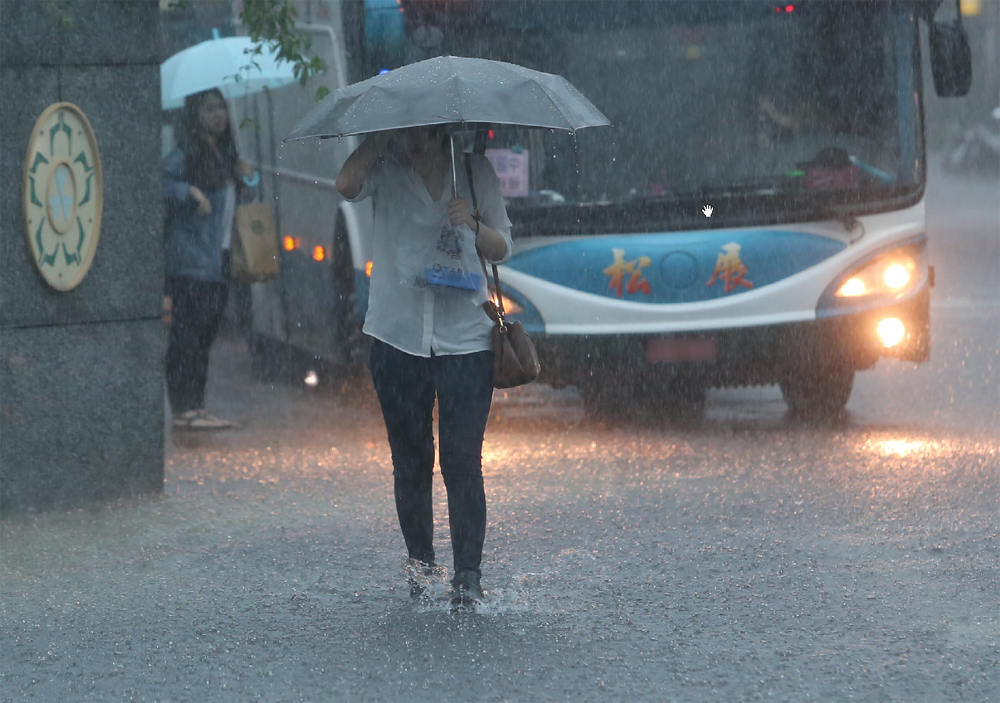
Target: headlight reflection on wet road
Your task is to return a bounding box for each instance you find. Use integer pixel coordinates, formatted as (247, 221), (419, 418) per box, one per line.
(865, 438), (933, 457)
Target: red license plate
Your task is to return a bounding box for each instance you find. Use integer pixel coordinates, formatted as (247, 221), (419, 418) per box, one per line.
(645, 337), (717, 363)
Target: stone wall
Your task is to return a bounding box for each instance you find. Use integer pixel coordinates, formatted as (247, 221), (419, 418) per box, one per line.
(0, 0), (164, 511)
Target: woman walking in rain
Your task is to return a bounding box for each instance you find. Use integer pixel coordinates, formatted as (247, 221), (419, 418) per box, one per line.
(163, 88), (255, 430)
(336, 126), (512, 607)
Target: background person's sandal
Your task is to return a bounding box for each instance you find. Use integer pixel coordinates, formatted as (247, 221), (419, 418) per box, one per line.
(172, 409), (233, 430)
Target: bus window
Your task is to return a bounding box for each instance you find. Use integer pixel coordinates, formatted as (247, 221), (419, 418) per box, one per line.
(389, 0), (919, 231)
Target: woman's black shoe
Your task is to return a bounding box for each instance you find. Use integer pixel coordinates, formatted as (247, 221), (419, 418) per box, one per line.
(404, 558), (438, 598)
(450, 569), (484, 610)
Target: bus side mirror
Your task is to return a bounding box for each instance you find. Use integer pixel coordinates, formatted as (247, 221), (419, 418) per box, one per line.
(929, 19), (972, 97)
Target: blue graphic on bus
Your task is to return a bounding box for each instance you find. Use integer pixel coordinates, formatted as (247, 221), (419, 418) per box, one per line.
(505, 230), (846, 304)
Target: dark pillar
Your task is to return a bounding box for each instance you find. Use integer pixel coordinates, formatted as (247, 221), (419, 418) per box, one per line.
(0, 0), (165, 511)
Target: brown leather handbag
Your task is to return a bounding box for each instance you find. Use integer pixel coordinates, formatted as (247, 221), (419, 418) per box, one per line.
(466, 154), (540, 389)
(479, 254), (540, 388)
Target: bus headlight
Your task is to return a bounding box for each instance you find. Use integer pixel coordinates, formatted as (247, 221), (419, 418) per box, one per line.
(883, 264), (910, 289)
(877, 317), (906, 348)
(835, 255), (917, 298)
(817, 240), (928, 320)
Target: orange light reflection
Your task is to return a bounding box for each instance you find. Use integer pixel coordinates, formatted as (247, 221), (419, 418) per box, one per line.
(866, 439), (931, 458)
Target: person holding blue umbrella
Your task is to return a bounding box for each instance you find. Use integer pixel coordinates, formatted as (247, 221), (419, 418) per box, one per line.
(161, 30), (299, 111)
(163, 89), (257, 430)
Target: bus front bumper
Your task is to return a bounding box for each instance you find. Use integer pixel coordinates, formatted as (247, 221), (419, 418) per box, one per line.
(531, 286), (930, 389)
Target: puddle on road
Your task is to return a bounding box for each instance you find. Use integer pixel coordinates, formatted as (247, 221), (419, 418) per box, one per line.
(407, 572), (573, 616)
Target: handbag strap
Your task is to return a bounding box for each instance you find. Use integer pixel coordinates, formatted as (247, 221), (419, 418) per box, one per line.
(464, 152), (480, 218)
(466, 154), (507, 328)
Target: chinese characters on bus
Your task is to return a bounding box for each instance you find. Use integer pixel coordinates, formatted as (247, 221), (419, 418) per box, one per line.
(707, 243), (754, 294)
(603, 248), (652, 298)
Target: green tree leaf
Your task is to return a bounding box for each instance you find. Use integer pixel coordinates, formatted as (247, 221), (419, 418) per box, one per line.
(239, 0), (327, 90)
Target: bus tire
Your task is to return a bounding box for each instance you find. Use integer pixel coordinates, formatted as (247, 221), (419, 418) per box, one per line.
(249, 331), (292, 383)
(646, 374), (707, 422)
(779, 359), (854, 419)
(332, 219), (366, 372)
(580, 375), (641, 422)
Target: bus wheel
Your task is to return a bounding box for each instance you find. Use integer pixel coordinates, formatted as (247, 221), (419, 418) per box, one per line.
(332, 220), (366, 371)
(249, 331), (292, 383)
(580, 376), (641, 422)
(645, 374), (707, 423)
(779, 360), (854, 419)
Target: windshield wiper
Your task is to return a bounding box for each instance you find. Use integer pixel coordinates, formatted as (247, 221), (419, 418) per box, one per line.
(848, 156), (897, 183)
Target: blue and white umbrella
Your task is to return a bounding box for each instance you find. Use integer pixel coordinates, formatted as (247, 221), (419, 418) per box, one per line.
(161, 31), (299, 110)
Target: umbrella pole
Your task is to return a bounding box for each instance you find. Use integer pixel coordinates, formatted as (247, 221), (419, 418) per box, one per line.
(450, 132), (458, 200)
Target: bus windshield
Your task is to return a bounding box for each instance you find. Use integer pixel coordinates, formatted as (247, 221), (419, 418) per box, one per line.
(374, 0), (922, 232)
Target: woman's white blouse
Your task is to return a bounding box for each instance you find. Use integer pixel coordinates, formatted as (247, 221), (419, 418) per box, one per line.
(346, 152), (513, 358)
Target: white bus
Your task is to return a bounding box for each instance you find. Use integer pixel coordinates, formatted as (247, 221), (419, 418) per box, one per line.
(235, 0), (971, 418)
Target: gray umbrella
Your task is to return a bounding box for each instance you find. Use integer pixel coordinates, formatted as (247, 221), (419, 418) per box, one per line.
(284, 55), (611, 141)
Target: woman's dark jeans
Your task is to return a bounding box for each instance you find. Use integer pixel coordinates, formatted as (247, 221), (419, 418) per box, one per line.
(369, 338), (494, 575)
(165, 275), (228, 415)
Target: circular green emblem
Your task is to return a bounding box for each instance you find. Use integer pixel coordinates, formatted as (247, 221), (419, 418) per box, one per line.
(23, 103), (103, 291)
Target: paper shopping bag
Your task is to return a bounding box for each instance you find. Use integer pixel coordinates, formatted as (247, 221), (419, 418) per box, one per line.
(232, 202), (280, 282)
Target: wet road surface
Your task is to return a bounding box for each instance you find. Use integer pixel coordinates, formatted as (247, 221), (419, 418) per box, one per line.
(1, 165), (997, 702)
